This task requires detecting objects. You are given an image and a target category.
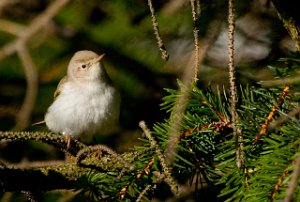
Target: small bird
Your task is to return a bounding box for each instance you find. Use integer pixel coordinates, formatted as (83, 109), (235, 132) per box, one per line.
(44, 50), (121, 144)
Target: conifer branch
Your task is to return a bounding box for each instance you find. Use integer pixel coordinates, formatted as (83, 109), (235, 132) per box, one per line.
(227, 0), (243, 168)
(147, 0), (169, 61)
(136, 171), (165, 202)
(253, 85), (290, 144)
(136, 157), (155, 180)
(139, 121), (180, 196)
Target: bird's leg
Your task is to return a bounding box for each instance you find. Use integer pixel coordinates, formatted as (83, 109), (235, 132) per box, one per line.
(62, 132), (72, 149)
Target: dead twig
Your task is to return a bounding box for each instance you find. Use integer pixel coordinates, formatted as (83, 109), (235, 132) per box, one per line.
(227, 0), (243, 168)
(283, 155), (300, 202)
(190, 0), (201, 82)
(0, 0), (71, 60)
(147, 0), (169, 61)
(139, 121), (180, 196)
(14, 45), (38, 130)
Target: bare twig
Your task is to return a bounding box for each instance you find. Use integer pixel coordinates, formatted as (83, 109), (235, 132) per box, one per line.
(0, 19), (25, 36)
(190, 0), (201, 82)
(269, 106), (300, 131)
(261, 76), (300, 86)
(283, 154), (300, 202)
(0, 131), (86, 156)
(147, 0), (169, 61)
(0, 0), (71, 129)
(139, 121), (180, 196)
(0, 0), (71, 60)
(271, 0), (300, 51)
(227, 0), (243, 168)
(271, 165), (290, 201)
(14, 45), (38, 130)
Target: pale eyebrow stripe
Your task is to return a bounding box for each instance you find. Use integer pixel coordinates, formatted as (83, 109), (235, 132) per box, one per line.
(75, 57), (95, 63)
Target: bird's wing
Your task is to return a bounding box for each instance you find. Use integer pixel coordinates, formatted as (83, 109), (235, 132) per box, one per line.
(54, 76), (68, 99)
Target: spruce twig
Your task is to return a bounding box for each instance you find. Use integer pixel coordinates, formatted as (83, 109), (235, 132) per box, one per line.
(253, 85), (290, 144)
(271, 164), (291, 201)
(147, 0), (169, 61)
(136, 171), (165, 202)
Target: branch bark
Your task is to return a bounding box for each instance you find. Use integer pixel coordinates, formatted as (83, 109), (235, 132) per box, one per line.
(271, 0), (300, 52)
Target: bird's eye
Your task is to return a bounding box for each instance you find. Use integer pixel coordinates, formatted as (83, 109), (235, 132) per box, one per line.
(81, 64), (86, 69)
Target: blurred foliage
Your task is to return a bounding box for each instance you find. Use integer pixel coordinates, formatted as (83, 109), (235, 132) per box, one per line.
(0, 0), (299, 201)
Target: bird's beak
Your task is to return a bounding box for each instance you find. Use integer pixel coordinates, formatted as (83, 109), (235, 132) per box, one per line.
(95, 54), (105, 63)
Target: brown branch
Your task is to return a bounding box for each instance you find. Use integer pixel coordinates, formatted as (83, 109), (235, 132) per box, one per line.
(120, 156), (155, 200)
(136, 171), (165, 202)
(190, 0), (201, 82)
(270, 162), (293, 201)
(147, 0), (169, 61)
(0, 131), (86, 156)
(283, 155), (300, 202)
(253, 85), (290, 144)
(269, 106), (300, 131)
(0, 0), (71, 60)
(227, 0), (243, 168)
(136, 157), (155, 180)
(14, 45), (38, 130)
(0, 19), (25, 36)
(0, 0), (71, 130)
(139, 121), (180, 196)
(271, 0), (300, 52)
(76, 145), (133, 171)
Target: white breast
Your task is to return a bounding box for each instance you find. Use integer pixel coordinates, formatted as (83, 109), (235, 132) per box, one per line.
(45, 81), (120, 142)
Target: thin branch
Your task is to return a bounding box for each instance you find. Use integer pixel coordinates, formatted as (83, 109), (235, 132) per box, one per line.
(227, 0), (243, 168)
(0, 131), (86, 156)
(14, 45), (38, 130)
(269, 106), (300, 131)
(271, 166), (290, 202)
(136, 171), (165, 202)
(253, 85), (290, 144)
(261, 76), (300, 86)
(139, 121), (180, 196)
(283, 154), (300, 202)
(190, 0), (201, 82)
(0, 0), (71, 60)
(147, 0), (169, 61)
(76, 145), (133, 170)
(271, 0), (300, 52)
(0, 19), (25, 36)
